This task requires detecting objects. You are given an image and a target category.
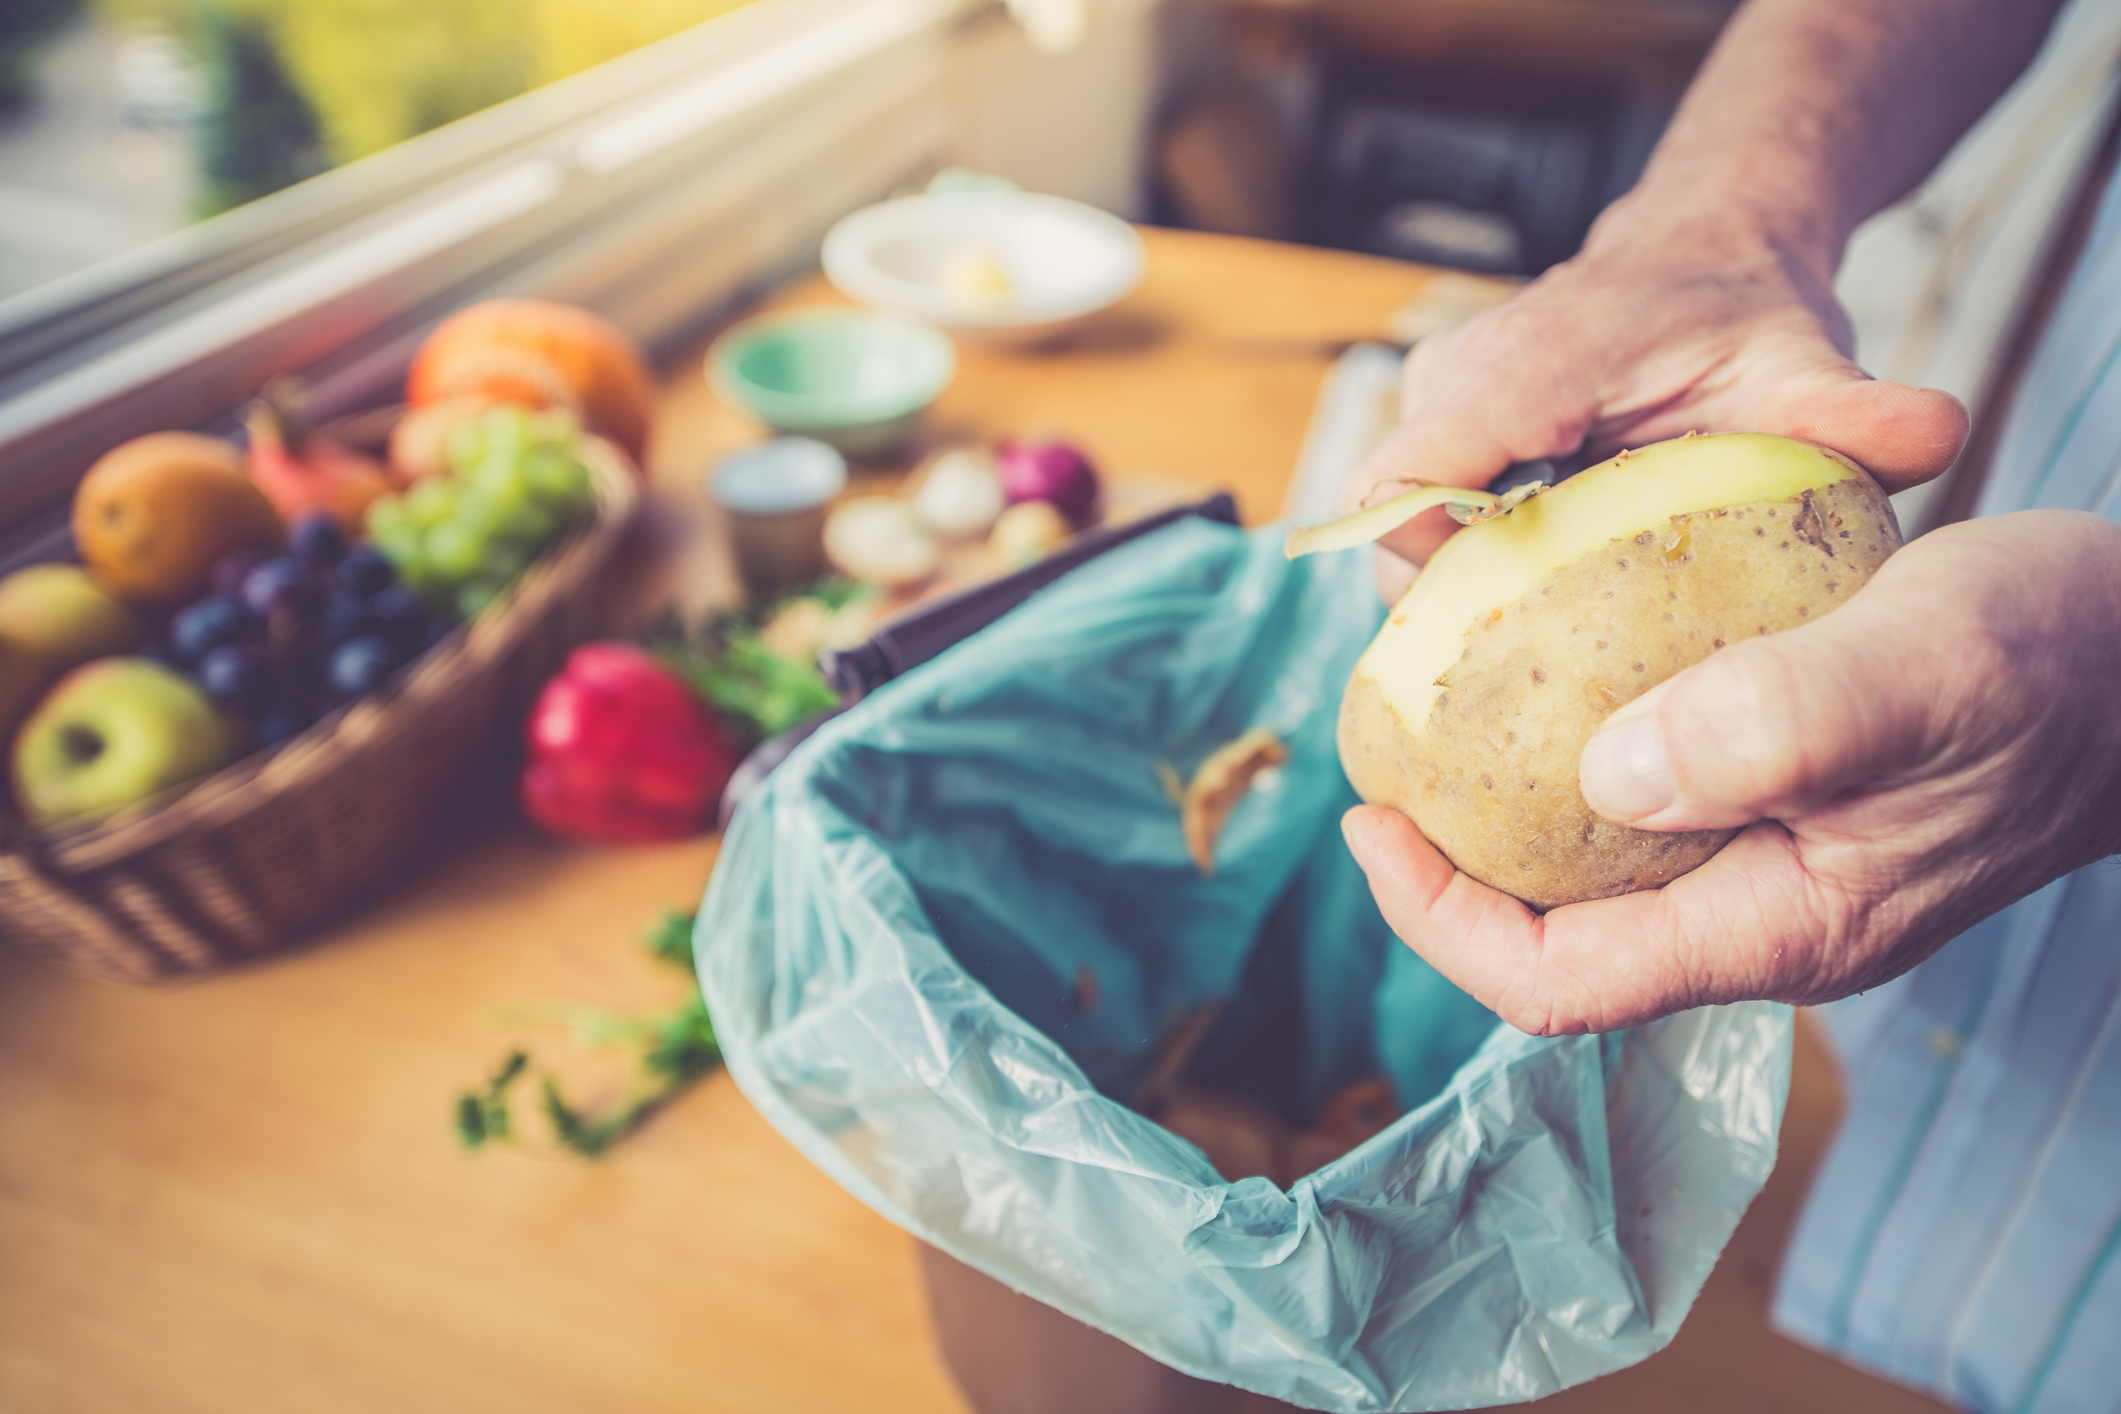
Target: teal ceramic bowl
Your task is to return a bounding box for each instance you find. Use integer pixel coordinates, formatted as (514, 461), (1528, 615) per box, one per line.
(708, 309), (957, 457)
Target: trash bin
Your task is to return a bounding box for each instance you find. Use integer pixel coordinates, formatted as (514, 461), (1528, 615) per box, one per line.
(698, 517), (1791, 1412)
(918, 1242), (1295, 1414)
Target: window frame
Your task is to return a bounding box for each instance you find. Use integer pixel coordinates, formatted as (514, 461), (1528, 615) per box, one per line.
(0, 0), (969, 567)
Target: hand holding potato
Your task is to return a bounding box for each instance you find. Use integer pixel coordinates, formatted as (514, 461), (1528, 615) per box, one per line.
(1344, 0), (2068, 585)
(1343, 511), (2121, 1033)
(1331, 0), (2091, 1029)
(1349, 210), (1969, 585)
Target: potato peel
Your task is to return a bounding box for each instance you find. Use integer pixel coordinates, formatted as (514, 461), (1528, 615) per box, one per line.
(1284, 480), (1544, 560)
(1181, 728), (1289, 876)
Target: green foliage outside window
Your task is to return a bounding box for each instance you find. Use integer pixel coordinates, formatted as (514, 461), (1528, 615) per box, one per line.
(1, 0), (83, 108)
(191, 8), (327, 217)
(93, 0), (755, 214)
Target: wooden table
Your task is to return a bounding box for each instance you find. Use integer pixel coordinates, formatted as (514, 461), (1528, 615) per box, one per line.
(0, 229), (1949, 1414)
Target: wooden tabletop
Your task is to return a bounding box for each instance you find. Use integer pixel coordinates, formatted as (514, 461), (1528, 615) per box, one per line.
(0, 228), (1949, 1414)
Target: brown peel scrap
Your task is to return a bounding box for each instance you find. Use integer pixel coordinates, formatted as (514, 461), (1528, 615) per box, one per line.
(1180, 728), (1289, 876)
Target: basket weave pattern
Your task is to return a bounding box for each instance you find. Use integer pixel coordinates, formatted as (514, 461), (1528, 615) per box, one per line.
(0, 439), (639, 983)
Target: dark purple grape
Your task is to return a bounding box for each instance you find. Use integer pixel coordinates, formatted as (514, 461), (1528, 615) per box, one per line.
(260, 605), (322, 674)
(335, 547), (396, 595)
(419, 619), (453, 653)
(212, 547), (270, 596)
(369, 586), (431, 649)
(241, 558), (322, 619)
(288, 512), (348, 567)
(319, 591), (378, 646)
(196, 644), (275, 713)
(325, 636), (396, 701)
(280, 637), (329, 694)
(168, 594), (259, 663)
(254, 705), (313, 749)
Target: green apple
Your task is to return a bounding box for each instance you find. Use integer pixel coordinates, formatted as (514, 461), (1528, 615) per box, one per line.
(11, 658), (236, 827)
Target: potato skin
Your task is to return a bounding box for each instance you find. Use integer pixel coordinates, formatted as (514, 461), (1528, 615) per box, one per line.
(1339, 473), (1900, 911)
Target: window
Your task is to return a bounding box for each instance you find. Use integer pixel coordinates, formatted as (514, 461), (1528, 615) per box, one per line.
(0, 0), (1167, 567)
(0, 0), (982, 566)
(0, 0), (763, 301)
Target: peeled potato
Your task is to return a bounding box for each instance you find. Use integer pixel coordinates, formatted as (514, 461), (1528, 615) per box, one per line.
(1317, 432), (1902, 910)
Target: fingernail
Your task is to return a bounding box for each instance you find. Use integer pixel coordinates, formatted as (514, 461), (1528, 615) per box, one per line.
(1580, 713), (1675, 821)
(1341, 809), (1371, 870)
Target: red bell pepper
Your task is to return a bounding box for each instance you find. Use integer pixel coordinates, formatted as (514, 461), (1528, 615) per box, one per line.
(519, 642), (738, 843)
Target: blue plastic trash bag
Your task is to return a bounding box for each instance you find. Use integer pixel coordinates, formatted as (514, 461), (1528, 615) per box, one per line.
(697, 518), (1792, 1412)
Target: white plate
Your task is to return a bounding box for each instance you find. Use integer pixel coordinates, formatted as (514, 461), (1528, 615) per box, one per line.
(822, 191), (1145, 345)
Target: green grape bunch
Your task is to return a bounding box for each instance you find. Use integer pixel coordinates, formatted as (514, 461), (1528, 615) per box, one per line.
(367, 405), (599, 622)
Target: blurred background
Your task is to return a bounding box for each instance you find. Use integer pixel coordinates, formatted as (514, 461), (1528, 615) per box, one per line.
(3, 6), (2119, 1409)
(0, 0), (753, 296)
(2, 0), (2112, 551)
(0, 0), (1742, 301)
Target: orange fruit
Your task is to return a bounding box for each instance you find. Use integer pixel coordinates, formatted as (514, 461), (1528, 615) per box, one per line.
(73, 433), (285, 608)
(406, 299), (654, 466)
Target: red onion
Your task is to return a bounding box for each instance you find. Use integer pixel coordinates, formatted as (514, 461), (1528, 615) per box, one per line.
(997, 437), (1101, 527)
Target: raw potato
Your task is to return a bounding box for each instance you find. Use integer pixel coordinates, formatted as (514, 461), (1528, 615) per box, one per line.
(1337, 433), (1901, 910)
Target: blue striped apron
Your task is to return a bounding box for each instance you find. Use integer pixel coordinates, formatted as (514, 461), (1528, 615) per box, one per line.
(1770, 153), (2121, 1414)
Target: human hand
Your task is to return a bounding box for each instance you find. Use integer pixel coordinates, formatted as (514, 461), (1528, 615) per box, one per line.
(1349, 200), (1971, 585)
(1341, 511), (2121, 1034)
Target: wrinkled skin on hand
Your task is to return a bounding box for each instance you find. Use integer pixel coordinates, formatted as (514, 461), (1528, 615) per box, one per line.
(1333, 0), (2100, 1033)
(1349, 209), (1970, 594)
(1344, 511), (2121, 1035)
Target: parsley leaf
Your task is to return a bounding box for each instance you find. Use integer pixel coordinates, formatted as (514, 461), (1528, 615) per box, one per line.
(451, 910), (721, 1159)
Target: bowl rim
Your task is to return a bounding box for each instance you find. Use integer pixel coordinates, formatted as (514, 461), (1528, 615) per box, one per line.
(821, 191), (1146, 331)
(707, 307), (957, 428)
(708, 435), (850, 514)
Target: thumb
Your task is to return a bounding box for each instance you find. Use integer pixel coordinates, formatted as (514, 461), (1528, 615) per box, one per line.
(1758, 373), (1970, 494)
(1578, 608), (1935, 832)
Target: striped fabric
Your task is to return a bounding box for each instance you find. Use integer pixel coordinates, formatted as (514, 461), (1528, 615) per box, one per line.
(1769, 151), (2121, 1414)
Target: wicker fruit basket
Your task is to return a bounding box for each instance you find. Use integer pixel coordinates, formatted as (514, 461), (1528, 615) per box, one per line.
(0, 435), (640, 984)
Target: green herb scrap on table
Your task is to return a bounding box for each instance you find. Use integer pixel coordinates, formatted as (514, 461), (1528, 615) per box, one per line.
(649, 577), (878, 744)
(454, 908), (720, 1159)
(453, 582), (875, 1156)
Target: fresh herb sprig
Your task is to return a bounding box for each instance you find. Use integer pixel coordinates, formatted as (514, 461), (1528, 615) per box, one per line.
(661, 623), (837, 743)
(454, 1048), (528, 1147)
(648, 579), (870, 744)
(453, 908), (720, 1159)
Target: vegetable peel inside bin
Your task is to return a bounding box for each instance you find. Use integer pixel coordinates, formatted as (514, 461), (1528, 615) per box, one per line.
(696, 519), (1792, 1413)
